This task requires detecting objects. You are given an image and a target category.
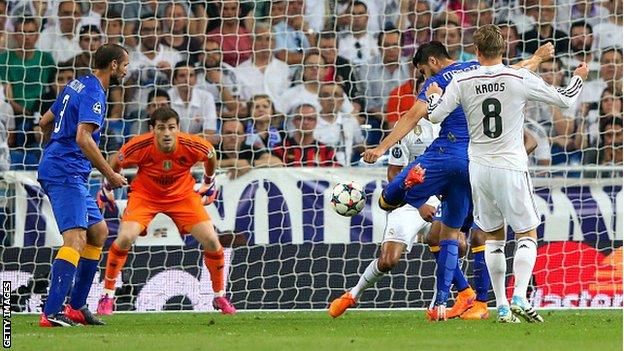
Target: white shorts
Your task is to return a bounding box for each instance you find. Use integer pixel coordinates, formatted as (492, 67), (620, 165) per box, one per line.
(469, 162), (540, 233)
(382, 196), (440, 252)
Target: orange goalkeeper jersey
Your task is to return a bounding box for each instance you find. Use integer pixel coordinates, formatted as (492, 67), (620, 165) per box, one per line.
(117, 132), (215, 202)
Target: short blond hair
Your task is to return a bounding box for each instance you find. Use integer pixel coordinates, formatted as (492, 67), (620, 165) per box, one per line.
(473, 24), (505, 59)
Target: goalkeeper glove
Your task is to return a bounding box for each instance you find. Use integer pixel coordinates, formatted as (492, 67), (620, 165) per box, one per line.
(96, 180), (118, 213)
(197, 175), (217, 205)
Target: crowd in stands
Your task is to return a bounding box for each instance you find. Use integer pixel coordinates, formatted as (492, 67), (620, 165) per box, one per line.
(0, 0), (621, 177)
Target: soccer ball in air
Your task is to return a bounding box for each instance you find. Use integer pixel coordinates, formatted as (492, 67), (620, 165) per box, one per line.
(331, 182), (366, 217)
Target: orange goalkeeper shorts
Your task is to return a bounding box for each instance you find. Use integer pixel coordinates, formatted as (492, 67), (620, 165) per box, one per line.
(122, 193), (210, 234)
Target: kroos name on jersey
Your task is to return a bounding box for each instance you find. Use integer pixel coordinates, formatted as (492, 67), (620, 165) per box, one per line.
(475, 82), (506, 95)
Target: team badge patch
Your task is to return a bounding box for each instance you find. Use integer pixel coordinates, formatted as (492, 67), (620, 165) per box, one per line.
(391, 147), (402, 158)
(92, 102), (102, 114)
(413, 125), (422, 135)
(163, 160), (172, 171)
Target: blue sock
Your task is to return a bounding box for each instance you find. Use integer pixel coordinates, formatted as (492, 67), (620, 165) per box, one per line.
(43, 257), (77, 315)
(380, 175), (407, 207)
(453, 259), (469, 292)
(69, 257), (99, 310)
(434, 239), (459, 305)
(473, 249), (490, 302)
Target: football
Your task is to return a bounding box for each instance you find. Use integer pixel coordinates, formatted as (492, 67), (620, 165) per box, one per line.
(330, 181), (366, 217)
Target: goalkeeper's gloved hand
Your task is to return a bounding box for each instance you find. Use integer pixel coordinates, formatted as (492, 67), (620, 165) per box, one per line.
(96, 180), (118, 213)
(197, 175), (217, 205)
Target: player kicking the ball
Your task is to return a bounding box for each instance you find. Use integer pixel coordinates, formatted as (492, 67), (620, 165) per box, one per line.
(96, 107), (236, 315)
(37, 43), (129, 327)
(426, 24), (587, 323)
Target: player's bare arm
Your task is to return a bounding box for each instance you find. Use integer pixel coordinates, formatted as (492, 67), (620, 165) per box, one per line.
(38, 110), (55, 143)
(76, 122), (127, 188)
(512, 43), (555, 71)
(362, 100), (428, 163)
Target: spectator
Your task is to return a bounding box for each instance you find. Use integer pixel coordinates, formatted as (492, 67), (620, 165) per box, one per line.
(599, 116), (623, 169)
(218, 119), (282, 179)
(161, 2), (202, 66)
(335, 0), (388, 35)
(400, 0), (433, 58)
(585, 88), (623, 148)
(101, 10), (124, 46)
(65, 24), (102, 77)
(337, 1), (379, 65)
(272, 103), (337, 167)
(272, 0), (315, 67)
(433, 19), (475, 62)
(245, 94), (284, 150)
(167, 62), (218, 140)
(195, 39), (245, 119)
(561, 21), (599, 74)
(581, 47), (623, 106)
(361, 27), (411, 115)
(0, 0), (8, 52)
(593, 0), (623, 50)
(557, 0), (611, 32)
(206, 0), (252, 67)
(1, 17), (54, 169)
(462, 0), (494, 55)
(80, 0), (108, 27)
(126, 88), (171, 136)
(36, 0), (82, 62)
(236, 23), (291, 107)
(278, 52), (354, 116)
(498, 21), (529, 65)
(386, 64), (421, 127)
(506, 0), (537, 35)
(318, 31), (363, 112)
(316, 82), (365, 166)
(0, 97), (11, 171)
(125, 15), (183, 114)
(520, 0), (569, 55)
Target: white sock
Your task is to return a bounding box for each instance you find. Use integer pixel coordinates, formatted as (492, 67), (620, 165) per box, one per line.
(214, 290), (225, 298)
(350, 259), (384, 299)
(102, 288), (115, 298)
(485, 240), (508, 308)
(512, 237), (538, 299)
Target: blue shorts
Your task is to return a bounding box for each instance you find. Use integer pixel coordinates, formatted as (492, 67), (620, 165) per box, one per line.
(433, 202), (482, 233)
(40, 181), (103, 233)
(393, 152), (471, 228)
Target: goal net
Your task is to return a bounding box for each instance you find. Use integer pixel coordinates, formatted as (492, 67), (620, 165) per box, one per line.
(0, 0), (622, 312)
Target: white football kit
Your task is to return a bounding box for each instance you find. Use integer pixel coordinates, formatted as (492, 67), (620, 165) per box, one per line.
(427, 64), (583, 232)
(383, 118), (441, 252)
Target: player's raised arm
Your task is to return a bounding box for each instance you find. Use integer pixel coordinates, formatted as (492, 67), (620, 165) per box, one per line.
(512, 42), (554, 72)
(361, 100), (428, 163)
(38, 109), (55, 143)
(425, 78), (461, 124)
(76, 122), (127, 188)
(524, 62), (588, 109)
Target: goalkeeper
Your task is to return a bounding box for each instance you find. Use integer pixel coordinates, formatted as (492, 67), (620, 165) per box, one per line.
(96, 106), (236, 315)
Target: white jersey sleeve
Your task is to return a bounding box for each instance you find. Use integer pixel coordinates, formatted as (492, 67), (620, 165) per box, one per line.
(524, 71), (584, 109)
(427, 77), (462, 124)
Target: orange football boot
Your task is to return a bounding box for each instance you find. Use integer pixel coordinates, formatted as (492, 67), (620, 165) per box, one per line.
(328, 292), (356, 318)
(447, 287), (476, 319)
(460, 301), (490, 320)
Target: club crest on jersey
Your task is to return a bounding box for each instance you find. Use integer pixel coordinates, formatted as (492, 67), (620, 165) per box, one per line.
(413, 125), (422, 136)
(163, 160), (172, 171)
(392, 147), (402, 158)
(92, 102), (102, 115)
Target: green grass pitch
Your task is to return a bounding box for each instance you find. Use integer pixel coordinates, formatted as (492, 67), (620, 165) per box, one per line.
(10, 310), (623, 351)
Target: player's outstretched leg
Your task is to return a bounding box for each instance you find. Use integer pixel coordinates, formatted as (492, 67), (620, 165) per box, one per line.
(65, 220), (108, 325)
(329, 242), (404, 318)
(191, 220), (236, 315)
(40, 229), (85, 327)
(460, 228), (490, 320)
(379, 163), (426, 211)
(97, 221), (142, 315)
(510, 235), (543, 323)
